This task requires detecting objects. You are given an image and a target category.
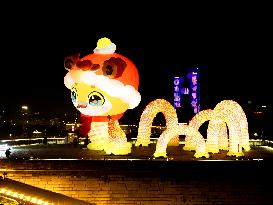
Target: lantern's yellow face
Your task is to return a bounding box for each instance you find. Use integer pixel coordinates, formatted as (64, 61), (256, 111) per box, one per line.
(71, 82), (129, 116)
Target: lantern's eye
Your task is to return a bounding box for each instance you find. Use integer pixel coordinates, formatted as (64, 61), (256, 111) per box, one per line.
(102, 57), (126, 78)
(88, 91), (105, 107)
(71, 88), (77, 103)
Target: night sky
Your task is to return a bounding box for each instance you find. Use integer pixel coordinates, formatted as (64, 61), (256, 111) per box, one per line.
(1, 4), (272, 120)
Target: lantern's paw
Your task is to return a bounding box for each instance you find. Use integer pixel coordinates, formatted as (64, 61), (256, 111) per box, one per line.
(105, 141), (132, 155)
(135, 140), (150, 147)
(227, 151), (244, 157)
(194, 151), (210, 158)
(153, 151), (167, 158)
(87, 141), (109, 151)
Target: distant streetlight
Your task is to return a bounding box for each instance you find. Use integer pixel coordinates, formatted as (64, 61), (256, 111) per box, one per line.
(22, 105), (28, 110)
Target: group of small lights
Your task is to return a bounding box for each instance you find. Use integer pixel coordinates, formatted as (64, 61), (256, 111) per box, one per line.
(154, 128), (178, 157)
(217, 121), (229, 150)
(154, 120), (209, 158)
(184, 109), (213, 151)
(119, 124), (138, 128)
(108, 119), (126, 143)
(135, 99), (179, 148)
(136, 99), (226, 158)
(87, 121), (110, 151)
(87, 120), (131, 155)
(107, 119), (131, 155)
(212, 100), (250, 156)
(84, 98), (250, 158)
(152, 99), (249, 158)
(265, 140), (273, 143)
(178, 124), (209, 158)
(207, 119), (229, 152)
(206, 118), (225, 153)
(0, 188), (53, 205)
(184, 100), (250, 157)
(134, 98), (207, 158)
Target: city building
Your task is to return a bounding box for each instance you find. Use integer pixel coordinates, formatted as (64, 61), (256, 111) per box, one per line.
(173, 67), (200, 122)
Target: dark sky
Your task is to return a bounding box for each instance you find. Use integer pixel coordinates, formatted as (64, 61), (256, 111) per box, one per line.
(1, 3), (272, 117)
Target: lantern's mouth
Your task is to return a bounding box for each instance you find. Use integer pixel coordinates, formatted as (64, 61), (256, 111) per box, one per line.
(77, 104), (87, 108)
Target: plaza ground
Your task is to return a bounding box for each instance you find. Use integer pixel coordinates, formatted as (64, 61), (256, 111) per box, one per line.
(1, 143), (273, 204)
(1, 143), (273, 161)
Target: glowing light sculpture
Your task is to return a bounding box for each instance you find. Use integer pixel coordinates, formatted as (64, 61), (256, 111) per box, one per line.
(217, 121), (229, 150)
(135, 99), (209, 158)
(167, 134), (180, 146)
(212, 100), (250, 156)
(87, 121), (110, 151)
(135, 99), (179, 147)
(153, 128), (178, 157)
(184, 109), (213, 151)
(206, 118), (221, 153)
(107, 118), (132, 155)
(207, 119), (229, 152)
(64, 37), (141, 155)
(184, 100), (249, 156)
(135, 98), (248, 158)
(154, 123), (209, 158)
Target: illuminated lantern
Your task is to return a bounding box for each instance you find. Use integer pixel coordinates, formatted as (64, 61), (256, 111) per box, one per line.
(154, 123), (209, 158)
(64, 37), (141, 155)
(212, 100), (250, 156)
(153, 99), (249, 158)
(184, 109), (213, 151)
(135, 99), (179, 147)
(185, 109), (228, 153)
(207, 119), (229, 152)
(136, 99), (208, 158)
(186, 100), (250, 157)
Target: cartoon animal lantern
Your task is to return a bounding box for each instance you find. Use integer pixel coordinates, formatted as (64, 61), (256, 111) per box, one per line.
(64, 37), (141, 155)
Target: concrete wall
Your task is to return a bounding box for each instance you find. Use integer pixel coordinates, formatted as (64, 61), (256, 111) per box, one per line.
(2, 160), (273, 205)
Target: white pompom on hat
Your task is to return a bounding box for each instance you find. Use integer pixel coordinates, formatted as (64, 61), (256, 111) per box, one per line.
(93, 37), (116, 54)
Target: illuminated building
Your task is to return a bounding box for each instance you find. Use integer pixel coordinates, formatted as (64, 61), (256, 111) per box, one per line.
(173, 67), (200, 122)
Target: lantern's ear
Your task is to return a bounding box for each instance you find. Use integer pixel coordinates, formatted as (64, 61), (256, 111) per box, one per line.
(64, 53), (80, 71)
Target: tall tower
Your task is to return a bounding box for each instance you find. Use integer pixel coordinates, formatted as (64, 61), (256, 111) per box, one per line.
(173, 67), (200, 122)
